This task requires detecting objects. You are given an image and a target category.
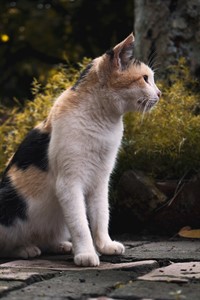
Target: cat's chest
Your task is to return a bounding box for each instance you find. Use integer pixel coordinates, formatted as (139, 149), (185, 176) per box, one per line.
(61, 114), (123, 153)
(50, 115), (123, 178)
(75, 129), (122, 184)
(71, 124), (122, 161)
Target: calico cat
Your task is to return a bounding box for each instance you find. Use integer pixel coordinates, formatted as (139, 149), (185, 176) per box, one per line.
(0, 34), (161, 267)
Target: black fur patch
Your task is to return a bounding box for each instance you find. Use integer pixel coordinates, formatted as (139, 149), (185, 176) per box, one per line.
(6, 128), (50, 172)
(0, 175), (27, 226)
(72, 62), (93, 90)
(132, 58), (141, 66)
(106, 48), (114, 60)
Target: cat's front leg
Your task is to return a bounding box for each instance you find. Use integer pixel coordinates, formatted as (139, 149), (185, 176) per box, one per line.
(56, 178), (99, 267)
(87, 181), (125, 256)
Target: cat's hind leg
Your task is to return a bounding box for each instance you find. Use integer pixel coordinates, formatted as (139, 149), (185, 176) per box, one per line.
(12, 245), (41, 259)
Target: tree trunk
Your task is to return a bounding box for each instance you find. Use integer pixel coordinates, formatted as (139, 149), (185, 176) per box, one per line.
(134, 0), (200, 78)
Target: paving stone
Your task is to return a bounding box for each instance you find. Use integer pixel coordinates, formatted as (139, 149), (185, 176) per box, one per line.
(0, 268), (43, 281)
(0, 259), (159, 300)
(1, 258), (158, 271)
(0, 269), (140, 299)
(0, 260), (12, 265)
(88, 298), (118, 300)
(138, 261), (200, 283)
(124, 239), (200, 261)
(0, 237), (200, 299)
(110, 280), (200, 300)
(0, 267), (58, 297)
(0, 281), (25, 295)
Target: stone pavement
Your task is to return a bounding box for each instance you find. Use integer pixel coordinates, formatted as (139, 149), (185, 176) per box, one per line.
(0, 236), (200, 299)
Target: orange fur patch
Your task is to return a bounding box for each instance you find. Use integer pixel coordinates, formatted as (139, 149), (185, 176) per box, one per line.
(50, 90), (80, 121)
(8, 165), (49, 200)
(109, 62), (152, 89)
(35, 119), (52, 133)
(51, 62), (99, 120)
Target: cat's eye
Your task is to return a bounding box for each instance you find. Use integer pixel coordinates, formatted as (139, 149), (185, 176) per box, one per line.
(143, 75), (148, 83)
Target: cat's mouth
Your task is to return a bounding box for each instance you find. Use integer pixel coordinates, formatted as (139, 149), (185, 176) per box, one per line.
(137, 97), (158, 112)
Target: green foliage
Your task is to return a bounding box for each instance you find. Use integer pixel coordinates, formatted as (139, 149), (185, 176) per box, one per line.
(120, 58), (200, 179)
(0, 58), (199, 180)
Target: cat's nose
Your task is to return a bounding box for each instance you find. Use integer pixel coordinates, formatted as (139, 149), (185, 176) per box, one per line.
(157, 90), (162, 98)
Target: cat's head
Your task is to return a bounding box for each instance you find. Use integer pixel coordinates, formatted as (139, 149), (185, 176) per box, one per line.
(72, 33), (161, 116)
(95, 33), (161, 114)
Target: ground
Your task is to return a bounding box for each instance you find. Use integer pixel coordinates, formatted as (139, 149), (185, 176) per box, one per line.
(0, 235), (200, 299)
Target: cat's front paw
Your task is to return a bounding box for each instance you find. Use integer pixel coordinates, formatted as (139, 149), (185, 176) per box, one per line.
(74, 252), (100, 267)
(97, 240), (125, 255)
(54, 241), (72, 254)
(59, 241), (72, 253)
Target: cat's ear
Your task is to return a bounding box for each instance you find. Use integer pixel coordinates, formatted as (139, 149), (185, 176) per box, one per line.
(111, 33), (135, 70)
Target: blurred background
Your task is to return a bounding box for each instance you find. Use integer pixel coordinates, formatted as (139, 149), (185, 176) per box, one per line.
(0, 0), (134, 105)
(1, 0), (199, 106)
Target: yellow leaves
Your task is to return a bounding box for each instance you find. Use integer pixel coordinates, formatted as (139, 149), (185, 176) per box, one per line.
(0, 92), (52, 172)
(1, 34), (9, 42)
(0, 57), (199, 180)
(31, 78), (42, 96)
(114, 282), (125, 289)
(178, 226), (200, 239)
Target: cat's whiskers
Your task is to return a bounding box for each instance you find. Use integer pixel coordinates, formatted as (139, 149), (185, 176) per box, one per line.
(140, 97), (158, 122)
(137, 96), (147, 114)
(148, 51), (162, 75)
(135, 96), (148, 122)
(148, 97), (159, 110)
(148, 50), (158, 69)
(141, 98), (150, 122)
(151, 63), (161, 73)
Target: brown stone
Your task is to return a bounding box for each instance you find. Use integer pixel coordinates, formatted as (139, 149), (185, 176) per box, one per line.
(152, 173), (200, 234)
(117, 170), (166, 222)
